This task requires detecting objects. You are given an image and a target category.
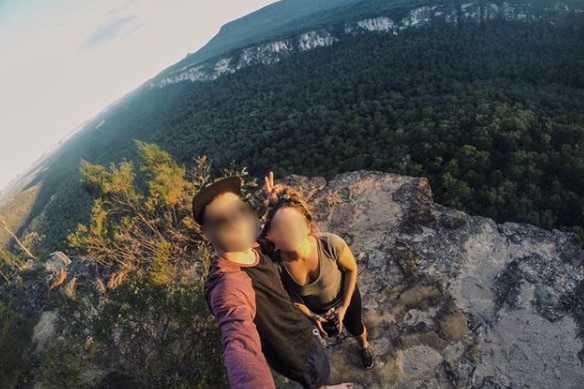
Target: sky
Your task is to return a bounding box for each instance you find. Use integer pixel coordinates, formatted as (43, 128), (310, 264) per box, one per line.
(0, 0), (277, 190)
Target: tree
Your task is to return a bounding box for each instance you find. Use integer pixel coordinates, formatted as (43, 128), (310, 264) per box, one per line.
(46, 141), (258, 387)
(68, 141), (256, 287)
(0, 216), (36, 260)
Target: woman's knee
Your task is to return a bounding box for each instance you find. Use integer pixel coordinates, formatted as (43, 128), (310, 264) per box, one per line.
(344, 318), (365, 336)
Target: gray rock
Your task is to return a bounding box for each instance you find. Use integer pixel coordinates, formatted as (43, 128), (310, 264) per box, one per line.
(45, 251), (72, 274)
(12, 171), (584, 389)
(276, 171), (584, 388)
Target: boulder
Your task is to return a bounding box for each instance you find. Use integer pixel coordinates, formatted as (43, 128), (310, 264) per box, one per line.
(44, 251), (72, 274)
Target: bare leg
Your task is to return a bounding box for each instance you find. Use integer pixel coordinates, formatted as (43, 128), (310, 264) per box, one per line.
(355, 324), (369, 348)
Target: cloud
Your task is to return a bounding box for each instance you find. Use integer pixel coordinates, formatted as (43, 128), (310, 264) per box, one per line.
(79, 11), (142, 50)
(107, 0), (138, 17)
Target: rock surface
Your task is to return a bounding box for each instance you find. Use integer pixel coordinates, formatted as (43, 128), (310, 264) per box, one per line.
(9, 171), (584, 388)
(44, 251), (72, 274)
(273, 171), (584, 389)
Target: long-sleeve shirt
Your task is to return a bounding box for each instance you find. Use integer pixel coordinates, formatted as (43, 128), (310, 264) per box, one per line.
(205, 251), (275, 388)
(205, 248), (315, 388)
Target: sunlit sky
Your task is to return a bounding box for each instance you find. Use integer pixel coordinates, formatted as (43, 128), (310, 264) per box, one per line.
(0, 0), (277, 190)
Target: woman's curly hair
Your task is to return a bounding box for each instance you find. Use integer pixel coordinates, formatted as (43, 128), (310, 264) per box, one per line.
(257, 185), (319, 254)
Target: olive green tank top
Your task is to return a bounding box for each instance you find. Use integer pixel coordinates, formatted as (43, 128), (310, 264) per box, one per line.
(275, 232), (349, 313)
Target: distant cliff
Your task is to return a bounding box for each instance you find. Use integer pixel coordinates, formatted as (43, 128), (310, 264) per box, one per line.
(146, 1), (583, 88)
(7, 171), (584, 388)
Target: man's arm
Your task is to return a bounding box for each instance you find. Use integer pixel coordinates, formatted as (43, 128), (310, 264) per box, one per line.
(208, 272), (275, 389)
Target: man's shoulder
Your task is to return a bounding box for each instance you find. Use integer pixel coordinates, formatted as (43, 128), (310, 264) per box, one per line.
(251, 249), (283, 275)
(205, 258), (251, 297)
(254, 248), (274, 263)
(208, 255), (242, 274)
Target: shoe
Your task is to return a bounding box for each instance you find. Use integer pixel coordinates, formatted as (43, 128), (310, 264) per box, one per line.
(359, 346), (374, 370)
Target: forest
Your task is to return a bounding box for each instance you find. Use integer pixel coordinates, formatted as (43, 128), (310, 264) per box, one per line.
(2, 18), (584, 253)
(1, 15), (584, 388)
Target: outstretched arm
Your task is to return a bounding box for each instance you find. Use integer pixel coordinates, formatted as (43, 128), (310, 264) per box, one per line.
(208, 273), (275, 389)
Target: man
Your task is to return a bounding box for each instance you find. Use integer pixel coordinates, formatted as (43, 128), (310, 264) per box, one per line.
(194, 177), (348, 389)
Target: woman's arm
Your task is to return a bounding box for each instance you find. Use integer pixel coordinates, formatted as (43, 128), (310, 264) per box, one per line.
(335, 245), (358, 330)
(294, 302), (327, 336)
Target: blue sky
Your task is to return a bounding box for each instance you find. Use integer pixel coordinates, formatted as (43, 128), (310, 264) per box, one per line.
(0, 0), (276, 190)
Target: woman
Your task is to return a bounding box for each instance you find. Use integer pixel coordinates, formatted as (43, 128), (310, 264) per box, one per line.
(260, 173), (374, 370)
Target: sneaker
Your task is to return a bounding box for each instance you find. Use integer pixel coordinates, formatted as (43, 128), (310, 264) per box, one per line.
(359, 346), (374, 370)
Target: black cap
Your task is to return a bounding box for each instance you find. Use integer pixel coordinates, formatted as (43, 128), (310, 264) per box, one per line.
(192, 176), (243, 225)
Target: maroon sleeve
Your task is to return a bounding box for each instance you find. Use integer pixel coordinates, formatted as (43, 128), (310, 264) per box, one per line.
(208, 271), (275, 389)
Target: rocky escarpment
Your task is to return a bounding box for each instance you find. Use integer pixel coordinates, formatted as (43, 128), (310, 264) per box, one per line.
(273, 171), (584, 388)
(146, 1), (583, 88)
(4, 171), (584, 388)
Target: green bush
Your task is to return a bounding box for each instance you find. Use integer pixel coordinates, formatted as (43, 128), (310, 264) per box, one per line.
(31, 143), (255, 388)
(35, 275), (225, 388)
(0, 301), (33, 388)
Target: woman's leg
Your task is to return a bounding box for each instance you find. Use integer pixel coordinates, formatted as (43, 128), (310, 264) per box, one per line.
(341, 285), (374, 369)
(355, 324), (368, 348)
(341, 285), (368, 347)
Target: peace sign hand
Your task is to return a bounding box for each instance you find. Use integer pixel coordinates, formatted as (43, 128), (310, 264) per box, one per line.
(264, 171), (275, 194)
(264, 172), (283, 204)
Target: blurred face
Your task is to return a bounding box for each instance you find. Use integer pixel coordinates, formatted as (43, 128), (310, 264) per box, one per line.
(201, 192), (258, 253)
(268, 206), (310, 252)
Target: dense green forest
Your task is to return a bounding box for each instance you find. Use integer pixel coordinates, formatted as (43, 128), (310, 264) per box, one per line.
(2, 18), (584, 253)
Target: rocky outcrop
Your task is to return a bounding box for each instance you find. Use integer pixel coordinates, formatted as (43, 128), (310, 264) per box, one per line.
(148, 30), (338, 87)
(146, 1), (584, 88)
(7, 171), (584, 388)
(273, 171), (584, 388)
(44, 251), (71, 274)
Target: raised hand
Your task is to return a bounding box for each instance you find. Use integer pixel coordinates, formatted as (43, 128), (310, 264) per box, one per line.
(264, 171), (275, 194)
(264, 171), (284, 204)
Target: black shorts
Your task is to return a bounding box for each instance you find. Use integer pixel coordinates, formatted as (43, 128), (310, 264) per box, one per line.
(295, 330), (330, 389)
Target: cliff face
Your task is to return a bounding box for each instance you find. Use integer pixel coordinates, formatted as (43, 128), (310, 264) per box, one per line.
(275, 171), (584, 388)
(10, 171), (584, 388)
(146, 1), (583, 88)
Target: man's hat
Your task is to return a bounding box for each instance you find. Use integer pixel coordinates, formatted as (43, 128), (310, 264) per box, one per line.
(192, 176), (243, 225)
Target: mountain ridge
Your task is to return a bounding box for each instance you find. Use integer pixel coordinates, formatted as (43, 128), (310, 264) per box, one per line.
(1, 0), (583, 254)
(147, 0), (584, 88)
(154, 0), (363, 80)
